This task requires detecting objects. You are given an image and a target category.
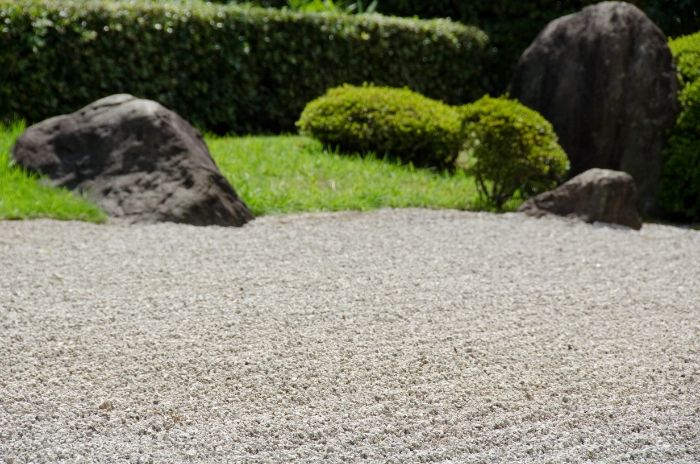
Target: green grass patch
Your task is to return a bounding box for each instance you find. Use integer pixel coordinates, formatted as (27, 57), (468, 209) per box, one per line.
(1, 122), (509, 222)
(0, 121), (107, 223)
(207, 135), (488, 216)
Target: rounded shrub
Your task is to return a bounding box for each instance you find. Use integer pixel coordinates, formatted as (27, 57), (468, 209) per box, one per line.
(459, 95), (569, 208)
(296, 84), (463, 167)
(660, 32), (700, 221)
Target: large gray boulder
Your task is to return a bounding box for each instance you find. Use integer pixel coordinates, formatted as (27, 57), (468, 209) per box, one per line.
(11, 94), (253, 226)
(508, 1), (680, 215)
(518, 168), (642, 230)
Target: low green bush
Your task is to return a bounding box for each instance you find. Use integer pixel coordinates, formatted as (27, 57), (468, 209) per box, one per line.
(660, 32), (700, 221)
(459, 95), (569, 208)
(0, 0), (490, 134)
(296, 84), (463, 167)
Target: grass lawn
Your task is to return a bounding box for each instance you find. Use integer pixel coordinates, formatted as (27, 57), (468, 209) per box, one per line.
(1, 122), (507, 222)
(208, 135), (487, 216)
(0, 121), (107, 223)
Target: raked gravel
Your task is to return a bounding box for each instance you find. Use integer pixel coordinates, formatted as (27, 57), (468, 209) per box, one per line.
(0, 208), (699, 463)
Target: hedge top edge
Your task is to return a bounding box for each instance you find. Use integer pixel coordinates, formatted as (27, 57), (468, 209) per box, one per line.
(0, 0), (490, 134)
(0, 0), (488, 39)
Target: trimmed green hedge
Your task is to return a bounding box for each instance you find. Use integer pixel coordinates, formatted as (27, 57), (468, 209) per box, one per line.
(297, 84), (463, 167)
(0, 0), (490, 134)
(660, 32), (700, 221)
(242, 0), (699, 94)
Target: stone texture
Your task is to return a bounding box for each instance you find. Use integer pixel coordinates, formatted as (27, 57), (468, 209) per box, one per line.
(518, 168), (643, 230)
(508, 1), (680, 215)
(11, 94), (253, 226)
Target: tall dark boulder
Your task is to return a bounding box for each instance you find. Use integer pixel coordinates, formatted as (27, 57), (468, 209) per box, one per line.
(11, 94), (253, 226)
(508, 1), (680, 215)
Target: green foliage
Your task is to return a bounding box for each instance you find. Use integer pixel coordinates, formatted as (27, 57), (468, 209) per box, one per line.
(367, 1), (699, 95)
(287, 0), (343, 12)
(660, 32), (700, 221)
(0, 0), (490, 134)
(642, 0), (699, 40)
(347, 0), (378, 14)
(240, 0), (699, 95)
(208, 135), (482, 215)
(372, 1), (601, 94)
(459, 95), (569, 208)
(296, 84), (463, 167)
(669, 31), (700, 86)
(0, 121), (107, 222)
(287, 0), (377, 14)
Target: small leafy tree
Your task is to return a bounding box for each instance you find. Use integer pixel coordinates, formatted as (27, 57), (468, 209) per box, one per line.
(459, 95), (569, 208)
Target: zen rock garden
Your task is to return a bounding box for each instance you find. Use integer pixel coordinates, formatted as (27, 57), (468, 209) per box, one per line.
(2, 1), (699, 463)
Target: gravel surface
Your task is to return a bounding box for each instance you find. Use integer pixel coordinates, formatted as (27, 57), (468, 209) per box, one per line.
(1, 208), (699, 463)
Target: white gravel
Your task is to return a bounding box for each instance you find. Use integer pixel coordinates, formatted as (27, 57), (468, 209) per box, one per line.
(0, 208), (699, 463)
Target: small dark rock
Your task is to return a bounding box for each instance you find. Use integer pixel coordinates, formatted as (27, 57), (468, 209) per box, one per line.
(508, 1), (680, 215)
(518, 168), (643, 230)
(11, 94), (253, 226)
